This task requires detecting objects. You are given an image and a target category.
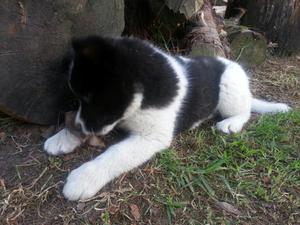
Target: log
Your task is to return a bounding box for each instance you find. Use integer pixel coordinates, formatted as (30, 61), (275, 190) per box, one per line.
(228, 27), (267, 68)
(0, 0), (124, 124)
(186, 0), (227, 57)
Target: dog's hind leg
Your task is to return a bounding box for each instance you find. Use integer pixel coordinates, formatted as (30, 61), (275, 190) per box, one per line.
(215, 57), (291, 134)
(216, 112), (250, 134)
(216, 58), (252, 134)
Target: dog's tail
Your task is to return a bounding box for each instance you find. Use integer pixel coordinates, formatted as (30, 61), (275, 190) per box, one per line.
(251, 98), (291, 114)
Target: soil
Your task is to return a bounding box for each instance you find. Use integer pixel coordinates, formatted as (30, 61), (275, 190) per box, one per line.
(0, 56), (299, 225)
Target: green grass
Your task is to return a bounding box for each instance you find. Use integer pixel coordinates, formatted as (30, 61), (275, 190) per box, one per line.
(155, 110), (300, 223)
(101, 210), (111, 225)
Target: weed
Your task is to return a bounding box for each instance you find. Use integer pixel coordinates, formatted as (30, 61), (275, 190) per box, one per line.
(101, 210), (111, 225)
(157, 195), (186, 224)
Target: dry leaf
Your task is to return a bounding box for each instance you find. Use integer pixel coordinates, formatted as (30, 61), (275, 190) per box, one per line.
(0, 179), (6, 190)
(262, 176), (271, 185)
(41, 126), (56, 139)
(87, 136), (105, 148)
(109, 205), (120, 215)
(76, 202), (85, 211)
(63, 153), (76, 161)
(142, 166), (155, 175)
(130, 204), (141, 221)
(216, 201), (241, 216)
(0, 131), (6, 141)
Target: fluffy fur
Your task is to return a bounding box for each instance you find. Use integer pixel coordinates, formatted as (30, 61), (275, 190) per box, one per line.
(44, 36), (290, 200)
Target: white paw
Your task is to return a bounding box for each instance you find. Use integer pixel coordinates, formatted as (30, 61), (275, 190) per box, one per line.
(44, 129), (82, 155)
(216, 120), (243, 134)
(63, 161), (108, 201)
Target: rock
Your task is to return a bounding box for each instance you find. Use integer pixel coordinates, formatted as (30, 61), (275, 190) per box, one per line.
(0, 0), (124, 124)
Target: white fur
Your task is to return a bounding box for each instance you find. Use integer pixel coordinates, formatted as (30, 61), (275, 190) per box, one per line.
(62, 46), (189, 200)
(99, 121), (120, 136)
(251, 98), (291, 114)
(63, 134), (169, 200)
(216, 57), (252, 133)
(44, 128), (82, 155)
(75, 105), (89, 135)
(75, 93), (144, 136)
(67, 60), (75, 93)
(216, 113), (250, 134)
(180, 56), (192, 63)
(191, 114), (214, 130)
(217, 57), (252, 117)
(123, 93), (144, 119)
(97, 93), (143, 135)
(191, 120), (204, 130)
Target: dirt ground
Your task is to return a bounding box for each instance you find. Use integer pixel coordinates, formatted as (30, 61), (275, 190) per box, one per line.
(0, 56), (299, 225)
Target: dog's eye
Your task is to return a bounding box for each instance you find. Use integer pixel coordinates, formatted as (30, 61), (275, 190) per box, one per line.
(81, 93), (92, 103)
(82, 96), (90, 103)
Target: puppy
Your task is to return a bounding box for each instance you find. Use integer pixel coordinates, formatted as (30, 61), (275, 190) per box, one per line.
(44, 36), (290, 200)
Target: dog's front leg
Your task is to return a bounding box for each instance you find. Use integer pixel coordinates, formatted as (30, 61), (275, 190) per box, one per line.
(63, 133), (171, 200)
(44, 128), (83, 155)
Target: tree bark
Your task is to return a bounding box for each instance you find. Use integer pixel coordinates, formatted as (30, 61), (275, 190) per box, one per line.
(226, 0), (300, 56)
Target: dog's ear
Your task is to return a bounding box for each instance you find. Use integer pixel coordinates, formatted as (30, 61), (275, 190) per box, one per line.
(71, 37), (98, 62)
(71, 36), (114, 62)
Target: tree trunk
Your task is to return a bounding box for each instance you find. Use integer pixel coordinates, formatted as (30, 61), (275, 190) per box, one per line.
(0, 0), (124, 124)
(226, 0), (300, 56)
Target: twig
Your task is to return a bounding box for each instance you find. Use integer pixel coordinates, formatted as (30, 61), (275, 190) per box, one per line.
(27, 167), (48, 190)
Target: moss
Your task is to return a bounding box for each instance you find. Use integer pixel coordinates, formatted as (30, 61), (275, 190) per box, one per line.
(189, 43), (225, 57)
(230, 30), (267, 68)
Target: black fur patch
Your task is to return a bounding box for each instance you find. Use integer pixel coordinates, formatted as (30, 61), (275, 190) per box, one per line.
(175, 56), (225, 133)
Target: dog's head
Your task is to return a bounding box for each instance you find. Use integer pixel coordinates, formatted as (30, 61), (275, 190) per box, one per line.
(68, 36), (142, 135)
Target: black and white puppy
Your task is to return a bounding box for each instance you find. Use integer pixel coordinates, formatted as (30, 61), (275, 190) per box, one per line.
(44, 36), (290, 200)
